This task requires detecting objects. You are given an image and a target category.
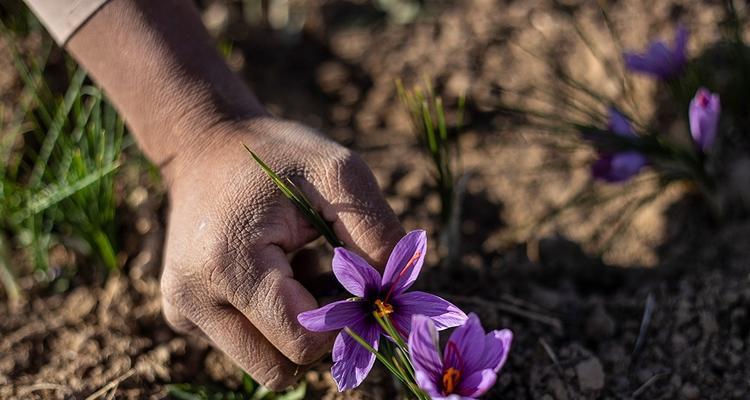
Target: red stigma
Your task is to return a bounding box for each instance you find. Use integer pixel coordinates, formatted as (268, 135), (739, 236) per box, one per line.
(384, 251), (421, 302)
(698, 92), (710, 107)
(444, 341), (465, 371)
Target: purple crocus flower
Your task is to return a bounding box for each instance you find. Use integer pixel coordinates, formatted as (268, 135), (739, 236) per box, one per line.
(624, 26), (688, 79)
(297, 230), (467, 391)
(591, 108), (648, 182)
(689, 87), (721, 152)
(409, 313), (512, 399)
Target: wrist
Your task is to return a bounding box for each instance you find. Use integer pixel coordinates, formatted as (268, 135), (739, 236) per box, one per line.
(157, 110), (269, 190)
(64, 0), (269, 184)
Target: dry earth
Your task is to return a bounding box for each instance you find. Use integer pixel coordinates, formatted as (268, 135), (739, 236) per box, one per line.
(1, 0), (749, 399)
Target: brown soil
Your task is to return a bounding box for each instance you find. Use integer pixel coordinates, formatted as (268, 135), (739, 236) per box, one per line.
(2, 0), (749, 399)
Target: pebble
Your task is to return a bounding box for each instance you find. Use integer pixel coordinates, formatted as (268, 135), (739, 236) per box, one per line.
(575, 357), (605, 392)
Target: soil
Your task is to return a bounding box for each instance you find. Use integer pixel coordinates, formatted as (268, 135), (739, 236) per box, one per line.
(2, 0), (749, 399)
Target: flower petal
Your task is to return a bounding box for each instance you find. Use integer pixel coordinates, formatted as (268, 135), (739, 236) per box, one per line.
(608, 108), (634, 137)
(381, 230), (427, 296)
(644, 41), (673, 75)
(393, 291), (467, 331)
(332, 247), (382, 297)
(689, 87), (721, 151)
(331, 319), (379, 391)
(415, 369), (443, 398)
(673, 25), (689, 65)
(610, 152), (647, 176)
(408, 314), (443, 396)
(456, 368), (497, 398)
(624, 46), (669, 77)
(480, 329), (513, 372)
(432, 394), (473, 400)
(445, 313), (486, 373)
(592, 152), (646, 183)
(297, 299), (367, 332)
(624, 26), (688, 80)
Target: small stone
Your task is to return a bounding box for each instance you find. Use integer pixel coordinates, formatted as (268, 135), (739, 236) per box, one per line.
(575, 357), (605, 392)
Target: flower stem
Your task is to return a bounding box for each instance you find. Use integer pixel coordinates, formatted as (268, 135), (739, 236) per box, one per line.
(344, 327), (428, 400)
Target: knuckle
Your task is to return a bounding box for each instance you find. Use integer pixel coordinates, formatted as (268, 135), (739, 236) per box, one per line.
(228, 261), (270, 310)
(162, 298), (197, 335)
(160, 267), (193, 309)
(285, 331), (327, 365)
(332, 150), (369, 179)
(161, 259), (223, 324)
(260, 364), (295, 391)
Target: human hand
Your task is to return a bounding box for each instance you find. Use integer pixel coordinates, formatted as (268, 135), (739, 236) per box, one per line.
(159, 117), (404, 390)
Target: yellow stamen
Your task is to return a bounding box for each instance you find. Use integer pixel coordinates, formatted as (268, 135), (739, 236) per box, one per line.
(442, 367), (461, 394)
(374, 299), (394, 318)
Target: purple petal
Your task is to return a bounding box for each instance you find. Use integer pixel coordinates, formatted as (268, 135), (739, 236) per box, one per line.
(591, 151), (646, 183)
(432, 395), (473, 400)
(644, 41), (673, 76)
(624, 47), (669, 77)
(480, 329), (513, 372)
(608, 108), (634, 137)
(673, 25), (689, 66)
(297, 299), (368, 332)
(414, 370), (443, 398)
(624, 26), (688, 80)
(331, 319), (379, 391)
(332, 247), (382, 297)
(611, 152), (647, 177)
(381, 230), (427, 297)
(445, 313), (485, 373)
(393, 291), (467, 331)
(689, 87), (721, 152)
(456, 369), (497, 398)
(408, 315), (443, 397)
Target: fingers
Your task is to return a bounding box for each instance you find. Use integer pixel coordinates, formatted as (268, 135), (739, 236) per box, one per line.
(228, 246), (336, 366)
(163, 276), (311, 390)
(198, 304), (307, 391)
(309, 152), (405, 270)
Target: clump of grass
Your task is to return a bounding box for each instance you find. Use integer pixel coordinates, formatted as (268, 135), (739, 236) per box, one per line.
(396, 79), (466, 262)
(168, 373), (307, 400)
(0, 12), (126, 305)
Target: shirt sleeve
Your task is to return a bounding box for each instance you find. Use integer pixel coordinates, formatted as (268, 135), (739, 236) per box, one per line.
(22, 0), (111, 45)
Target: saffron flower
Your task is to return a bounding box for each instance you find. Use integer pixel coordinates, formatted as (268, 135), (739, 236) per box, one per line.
(409, 314), (512, 399)
(591, 109), (648, 182)
(297, 230), (467, 391)
(624, 26), (688, 80)
(689, 87), (721, 152)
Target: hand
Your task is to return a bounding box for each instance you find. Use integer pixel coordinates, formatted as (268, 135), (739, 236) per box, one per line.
(159, 117), (404, 390)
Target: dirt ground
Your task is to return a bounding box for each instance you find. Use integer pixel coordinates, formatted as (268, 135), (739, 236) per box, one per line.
(2, 0), (749, 399)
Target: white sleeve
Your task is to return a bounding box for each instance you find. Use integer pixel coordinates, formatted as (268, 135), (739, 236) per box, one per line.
(22, 0), (111, 45)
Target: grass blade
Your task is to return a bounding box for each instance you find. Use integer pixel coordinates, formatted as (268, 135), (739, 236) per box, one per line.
(244, 145), (343, 248)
